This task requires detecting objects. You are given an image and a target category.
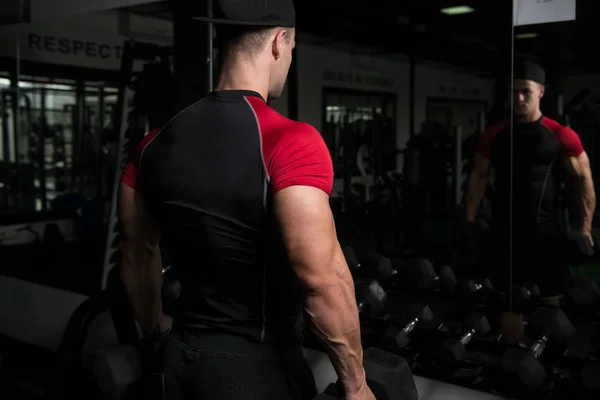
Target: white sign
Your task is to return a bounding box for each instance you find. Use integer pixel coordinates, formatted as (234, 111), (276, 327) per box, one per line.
(0, 11), (171, 71)
(514, 0), (576, 26)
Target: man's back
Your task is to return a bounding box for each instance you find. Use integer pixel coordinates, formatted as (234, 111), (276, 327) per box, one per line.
(123, 90), (333, 345)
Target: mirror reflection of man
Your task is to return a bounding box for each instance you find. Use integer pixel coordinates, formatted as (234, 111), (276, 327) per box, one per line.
(465, 61), (596, 343)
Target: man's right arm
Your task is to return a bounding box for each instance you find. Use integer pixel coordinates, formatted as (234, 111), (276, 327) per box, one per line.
(466, 125), (498, 222)
(466, 153), (491, 222)
(267, 123), (369, 399)
(274, 186), (367, 397)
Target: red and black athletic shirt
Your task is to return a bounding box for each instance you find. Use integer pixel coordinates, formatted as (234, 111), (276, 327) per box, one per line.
(121, 90), (334, 345)
(476, 116), (583, 235)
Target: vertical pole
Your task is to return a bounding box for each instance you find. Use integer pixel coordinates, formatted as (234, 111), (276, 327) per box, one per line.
(97, 87), (105, 197)
(207, 0), (214, 92)
(39, 88), (47, 210)
(453, 125), (463, 207)
(76, 81), (85, 193)
(408, 41), (416, 138)
(478, 111), (486, 133)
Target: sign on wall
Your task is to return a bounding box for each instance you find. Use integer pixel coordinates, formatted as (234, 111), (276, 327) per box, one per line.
(0, 11), (171, 70)
(27, 32), (124, 62)
(437, 84), (480, 97)
(322, 70), (395, 89)
(513, 0), (576, 26)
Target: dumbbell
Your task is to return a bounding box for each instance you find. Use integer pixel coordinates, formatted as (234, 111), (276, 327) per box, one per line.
(511, 283), (541, 313)
(355, 279), (387, 318)
(500, 307), (575, 392)
(565, 230), (596, 261)
(566, 278), (600, 307)
(439, 313), (491, 369)
(161, 265), (181, 311)
(314, 347), (418, 400)
(343, 246), (362, 272)
(364, 252), (440, 292)
(384, 303), (434, 351)
(580, 361), (600, 391)
(457, 278), (493, 301)
(438, 265), (458, 293)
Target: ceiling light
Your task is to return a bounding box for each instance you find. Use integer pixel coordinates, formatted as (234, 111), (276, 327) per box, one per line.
(515, 32), (539, 39)
(441, 6), (475, 15)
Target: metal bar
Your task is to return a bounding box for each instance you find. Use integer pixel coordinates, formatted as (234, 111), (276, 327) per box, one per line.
(38, 89), (47, 210)
(75, 81), (85, 193)
(207, 0), (214, 92)
(453, 125), (463, 206)
(97, 86), (105, 197)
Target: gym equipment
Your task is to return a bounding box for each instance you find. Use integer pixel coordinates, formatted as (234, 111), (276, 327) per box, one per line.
(161, 265), (181, 313)
(565, 230), (597, 260)
(439, 313), (491, 368)
(580, 361), (600, 391)
(438, 265), (458, 293)
(53, 265), (175, 399)
(566, 278), (600, 307)
(364, 252), (440, 292)
(91, 345), (144, 399)
(314, 347), (418, 400)
(343, 246), (362, 273)
(511, 283), (540, 313)
(457, 278), (493, 301)
(384, 303), (433, 351)
(501, 307), (575, 392)
(355, 279), (387, 317)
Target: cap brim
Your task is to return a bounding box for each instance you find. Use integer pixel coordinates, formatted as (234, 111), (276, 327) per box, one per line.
(193, 16), (280, 26)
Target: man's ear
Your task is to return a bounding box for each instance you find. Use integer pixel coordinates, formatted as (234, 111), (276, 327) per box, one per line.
(539, 84), (545, 99)
(271, 28), (288, 60)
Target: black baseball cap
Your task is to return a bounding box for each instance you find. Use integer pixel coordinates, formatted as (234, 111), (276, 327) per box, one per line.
(514, 60), (546, 86)
(194, 0), (296, 27)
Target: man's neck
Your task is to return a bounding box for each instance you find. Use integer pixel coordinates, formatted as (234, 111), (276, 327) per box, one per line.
(215, 58), (269, 101)
(515, 109), (542, 123)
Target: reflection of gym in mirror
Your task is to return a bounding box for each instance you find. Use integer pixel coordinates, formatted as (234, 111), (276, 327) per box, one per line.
(322, 88), (398, 206)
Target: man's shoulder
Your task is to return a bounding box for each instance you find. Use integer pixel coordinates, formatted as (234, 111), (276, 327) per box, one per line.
(250, 100), (320, 138)
(540, 116), (572, 135)
(482, 118), (510, 138)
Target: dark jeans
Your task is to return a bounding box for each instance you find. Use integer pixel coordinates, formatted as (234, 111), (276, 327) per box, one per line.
(164, 328), (317, 400)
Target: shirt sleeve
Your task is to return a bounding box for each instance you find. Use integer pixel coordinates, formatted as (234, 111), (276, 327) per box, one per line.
(475, 128), (497, 158)
(555, 126), (584, 159)
(120, 128), (161, 190)
(268, 124), (334, 195)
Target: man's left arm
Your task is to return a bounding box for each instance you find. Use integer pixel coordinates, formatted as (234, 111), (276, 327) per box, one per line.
(559, 126), (596, 239)
(119, 182), (169, 342)
(564, 152), (596, 237)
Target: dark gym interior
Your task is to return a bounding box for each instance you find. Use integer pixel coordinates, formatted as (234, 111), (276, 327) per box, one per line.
(1, 0), (600, 399)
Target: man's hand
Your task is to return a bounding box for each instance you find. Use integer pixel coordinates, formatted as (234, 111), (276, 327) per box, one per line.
(581, 228), (594, 248)
(346, 384), (376, 400)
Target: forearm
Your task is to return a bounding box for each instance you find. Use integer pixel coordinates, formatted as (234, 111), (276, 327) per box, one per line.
(120, 240), (166, 336)
(303, 253), (365, 394)
(466, 174), (487, 221)
(580, 176), (596, 231)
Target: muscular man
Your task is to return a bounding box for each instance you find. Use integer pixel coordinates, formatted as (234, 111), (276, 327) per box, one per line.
(118, 0), (374, 399)
(466, 61), (595, 340)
